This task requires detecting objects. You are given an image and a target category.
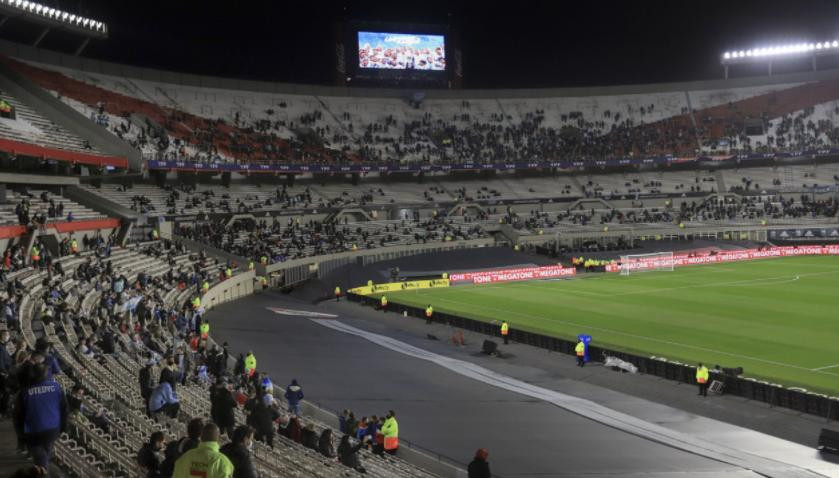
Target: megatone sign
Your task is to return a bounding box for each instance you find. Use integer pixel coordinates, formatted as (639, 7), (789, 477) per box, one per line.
(606, 245), (839, 273)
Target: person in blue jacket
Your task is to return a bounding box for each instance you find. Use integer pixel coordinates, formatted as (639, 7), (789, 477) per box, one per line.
(149, 379), (180, 418)
(284, 379), (304, 416)
(14, 363), (67, 471)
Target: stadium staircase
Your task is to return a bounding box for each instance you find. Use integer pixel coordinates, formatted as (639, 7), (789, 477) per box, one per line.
(714, 170), (727, 193)
(683, 91), (703, 152)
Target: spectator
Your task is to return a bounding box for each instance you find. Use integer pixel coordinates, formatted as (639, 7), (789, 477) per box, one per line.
(318, 428), (336, 458)
(210, 378), (237, 437)
(148, 378), (180, 418)
(301, 422), (318, 450)
(287, 415), (302, 443)
(34, 338), (60, 378)
(139, 358), (155, 404)
(246, 394), (278, 448)
(137, 430), (167, 478)
(0, 329), (12, 416)
(161, 417), (204, 476)
(284, 378), (303, 416)
(172, 423), (234, 478)
(220, 425), (257, 478)
(338, 434), (365, 473)
(468, 448), (492, 478)
(14, 363), (67, 472)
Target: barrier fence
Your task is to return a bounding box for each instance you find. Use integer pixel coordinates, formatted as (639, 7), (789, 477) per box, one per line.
(348, 293), (839, 422)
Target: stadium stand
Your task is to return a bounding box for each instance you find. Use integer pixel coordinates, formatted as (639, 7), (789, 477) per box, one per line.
(1, 234), (440, 477)
(0, 89), (105, 155)
(2, 45), (839, 477)
(4, 57), (838, 166)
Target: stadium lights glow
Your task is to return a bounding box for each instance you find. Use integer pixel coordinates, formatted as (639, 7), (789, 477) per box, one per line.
(0, 0), (107, 34)
(722, 40), (839, 62)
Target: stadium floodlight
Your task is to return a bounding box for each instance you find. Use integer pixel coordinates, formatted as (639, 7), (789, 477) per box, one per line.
(0, 0), (108, 37)
(721, 39), (839, 78)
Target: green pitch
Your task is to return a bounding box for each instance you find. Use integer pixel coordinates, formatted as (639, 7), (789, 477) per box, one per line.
(377, 256), (839, 393)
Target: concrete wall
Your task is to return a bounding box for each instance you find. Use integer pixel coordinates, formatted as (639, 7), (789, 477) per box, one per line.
(201, 269), (256, 310)
(265, 237), (496, 276)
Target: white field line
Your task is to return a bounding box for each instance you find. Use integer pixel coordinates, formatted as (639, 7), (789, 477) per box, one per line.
(811, 364), (839, 371)
(418, 292), (839, 378)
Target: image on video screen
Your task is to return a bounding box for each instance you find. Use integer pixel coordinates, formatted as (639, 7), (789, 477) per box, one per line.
(358, 31), (446, 71)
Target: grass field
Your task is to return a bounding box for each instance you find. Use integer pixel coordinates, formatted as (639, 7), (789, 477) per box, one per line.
(377, 256), (839, 393)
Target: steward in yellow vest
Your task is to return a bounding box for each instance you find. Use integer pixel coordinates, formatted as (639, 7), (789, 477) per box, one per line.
(696, 363), (710, 397)
(575, 340), (586, 367)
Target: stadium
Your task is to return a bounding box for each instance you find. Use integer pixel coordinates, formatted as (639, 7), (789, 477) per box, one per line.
(1, 1), (839, 477)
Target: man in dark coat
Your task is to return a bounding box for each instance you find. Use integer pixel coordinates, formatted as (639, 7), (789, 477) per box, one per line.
(468, 448), (492, 478)
(139, 359), (154, 404)
(220, 425), (257, 478)
(246, 396), (278, 448)
(210, 380), (237, 437)
(136, 431), (166, 478)
(338, 434), (365, 473)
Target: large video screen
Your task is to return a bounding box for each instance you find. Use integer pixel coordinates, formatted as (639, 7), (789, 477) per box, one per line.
(357, 31), (446, 71)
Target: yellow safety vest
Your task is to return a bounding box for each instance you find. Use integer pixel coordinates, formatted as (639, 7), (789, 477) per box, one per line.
(335, 287), (341, 295)
(201, 281), (209, 292)
(381, 296), (388, 306)
(500, 322), (509, 335)
(172, 441), (233, 478)
(382, 417), (399, 451)
(575, 341), (585, 357)
(696, 366), (709, 384)
(200, 322), (210, 339)
(248, 261), (254, 270)
(426, 306), (433, 317)
(225, 268), (232, 278)
(70, 239), (78, 251)
(31, 246), (40, 260)
(152, 229), (159, 239)
(244, 354), (257, 374)
(192, 297), (201, 309)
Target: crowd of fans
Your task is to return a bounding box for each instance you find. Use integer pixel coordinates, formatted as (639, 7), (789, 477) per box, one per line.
(496, 193), (839, 234)
(177, 214), (486, 265)
(0, 230), (440, 478)
(111, 95), (839, 167)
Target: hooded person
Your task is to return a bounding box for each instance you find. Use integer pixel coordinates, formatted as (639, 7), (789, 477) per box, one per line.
(284, 379), (304, 416)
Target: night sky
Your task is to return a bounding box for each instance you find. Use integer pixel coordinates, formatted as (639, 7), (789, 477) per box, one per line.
(14, 0), (839, 88)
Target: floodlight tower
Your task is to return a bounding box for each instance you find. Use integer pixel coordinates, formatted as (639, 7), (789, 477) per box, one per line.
(0, 0), (108, 55)
(720, 40), (839, 79)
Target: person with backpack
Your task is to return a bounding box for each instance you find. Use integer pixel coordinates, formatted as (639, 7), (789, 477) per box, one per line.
(161, 418), (204, 475)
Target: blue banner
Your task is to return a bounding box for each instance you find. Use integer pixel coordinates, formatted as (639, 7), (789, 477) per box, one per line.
(146, 147), (839, 174)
